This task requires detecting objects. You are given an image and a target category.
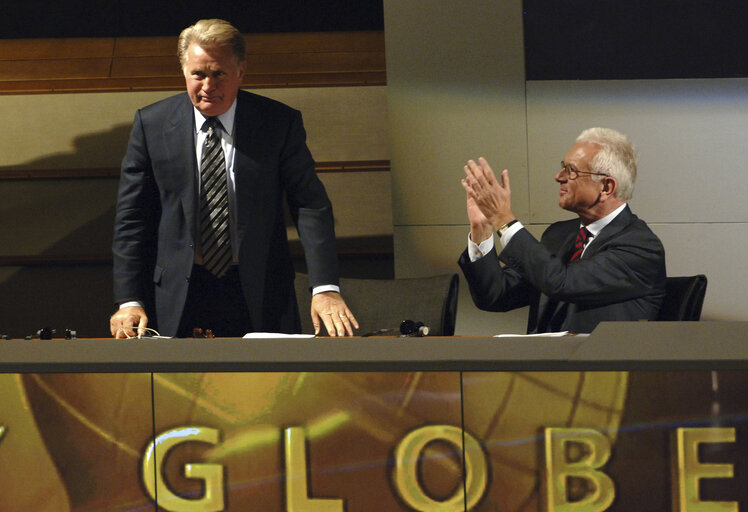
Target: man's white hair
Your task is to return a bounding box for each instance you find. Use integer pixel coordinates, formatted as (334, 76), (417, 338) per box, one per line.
(576, 127), (637, 201)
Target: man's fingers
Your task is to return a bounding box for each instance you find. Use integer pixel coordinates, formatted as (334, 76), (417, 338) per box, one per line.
(465, 159), (487, 186)
(477, 157), (494, 175)
(310, 304), (335, 336)
(475, 157), (498, 185)
(462, 175), (478, 199)
(344, 310), (359, 330)
(466, 158), (501, 191)
(333, 309), (359, 336)
(333, 315), (345, 336)
(500, 168), (511, 193)
(322, 311), (356, 337)
(335, 311), (357, 336)
(110, 307), (148, 339)
(323, 313), (338, 337)
(137, 316), (148, 337)
(311, 310), (322, 335)
(113, 323), (134, 339)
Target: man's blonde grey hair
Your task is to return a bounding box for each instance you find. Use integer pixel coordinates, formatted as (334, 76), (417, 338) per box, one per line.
(576, 127), (637, 201)
(178, 19), (246, 66)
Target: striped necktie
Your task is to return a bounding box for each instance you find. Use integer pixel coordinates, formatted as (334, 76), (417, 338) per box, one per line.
(569, 227), (592, 262)
(199, 117), (232, 278)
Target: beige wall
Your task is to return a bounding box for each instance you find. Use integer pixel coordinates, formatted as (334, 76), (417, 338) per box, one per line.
(0, 87), (392, 252)
(0, 87), (390, 168)
(383, 0), (748, 333)
(384, 0), (530, 333)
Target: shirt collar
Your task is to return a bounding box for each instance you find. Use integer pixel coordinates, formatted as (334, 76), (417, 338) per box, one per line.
(193, 99), (237, 136)
(584, 203), (627, 238)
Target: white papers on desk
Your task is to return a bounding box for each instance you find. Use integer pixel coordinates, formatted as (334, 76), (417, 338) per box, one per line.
(243, 332), (316, 339)
(495, 331), (570, 338)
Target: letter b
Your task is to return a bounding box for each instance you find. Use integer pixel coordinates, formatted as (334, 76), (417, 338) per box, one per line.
(542, 428), (615, 512)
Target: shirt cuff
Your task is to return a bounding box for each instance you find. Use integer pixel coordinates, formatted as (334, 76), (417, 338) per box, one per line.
(467, 232), (496, 262)
(312, 285), (340, 295)
(499, 221), (524, 248)
(119, 301), (144, 309)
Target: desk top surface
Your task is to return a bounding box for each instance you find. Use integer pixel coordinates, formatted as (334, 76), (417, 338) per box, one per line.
(1, 321), (747, 373)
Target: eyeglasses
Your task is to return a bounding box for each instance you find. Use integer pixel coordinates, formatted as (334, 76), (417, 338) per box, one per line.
(559, 162), (609, 180)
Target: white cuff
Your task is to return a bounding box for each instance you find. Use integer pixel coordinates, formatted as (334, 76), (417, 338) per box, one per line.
(119, 301), (144, 309)
(467, 232), (496, 262)
(498, 221), (524, 248)
(312, 284), (340, 295)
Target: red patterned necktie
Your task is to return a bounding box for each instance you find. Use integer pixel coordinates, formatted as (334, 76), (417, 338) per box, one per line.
(569, 227), (592, 262)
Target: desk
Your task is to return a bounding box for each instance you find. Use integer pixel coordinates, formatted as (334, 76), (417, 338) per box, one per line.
(1, 322), (747, 511)
(3, 321), (748, 373)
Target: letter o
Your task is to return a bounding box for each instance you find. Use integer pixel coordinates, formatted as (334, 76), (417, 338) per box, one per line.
(393, 425), (488, 511)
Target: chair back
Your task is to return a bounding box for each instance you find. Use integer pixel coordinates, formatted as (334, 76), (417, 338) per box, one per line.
(657, 274), (707, 321)
(295, 273), (459, 336)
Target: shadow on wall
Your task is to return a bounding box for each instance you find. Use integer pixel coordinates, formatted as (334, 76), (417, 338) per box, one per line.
(0, 125), (134, 339)
(0, 124), (133, 172)
(0, 206), (116, 339)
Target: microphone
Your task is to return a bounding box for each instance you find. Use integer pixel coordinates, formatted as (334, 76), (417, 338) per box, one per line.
(399, 320), (429, 337)
(25, 327), (56, 340)
(360, 320), (431, 337)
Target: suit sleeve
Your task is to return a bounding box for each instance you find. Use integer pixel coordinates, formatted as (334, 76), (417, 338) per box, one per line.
(500, 225), (665, 307)
(458, 247), (535, 312)
(112, 110), (160, 306)
(279, 110), (339, 289)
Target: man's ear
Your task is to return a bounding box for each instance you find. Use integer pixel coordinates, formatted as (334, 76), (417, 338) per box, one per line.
(601, 176), (617, 198)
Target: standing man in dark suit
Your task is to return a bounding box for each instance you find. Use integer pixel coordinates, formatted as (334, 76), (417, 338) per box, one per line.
(459, 127), (666, 333)
(110, 19), (358, 338)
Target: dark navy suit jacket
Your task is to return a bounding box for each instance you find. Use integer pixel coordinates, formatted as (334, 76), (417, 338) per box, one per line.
(113, 90), (338, 335)
(458, 205), (666, 333)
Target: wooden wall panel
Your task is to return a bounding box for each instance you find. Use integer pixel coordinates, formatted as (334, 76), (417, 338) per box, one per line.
(8, 59), (113, 81)
(0, 38), (114, 59)
(0, 31), (386, 94)
(0, 161), (389, 181)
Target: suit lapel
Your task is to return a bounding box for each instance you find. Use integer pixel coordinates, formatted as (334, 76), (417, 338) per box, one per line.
(166, 96), (199, 240)
(583, 205), (636, 258)
(232, 92), (263, 248)
(233, 91), (261, 166)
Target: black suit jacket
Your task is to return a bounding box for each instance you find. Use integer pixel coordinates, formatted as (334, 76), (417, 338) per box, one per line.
(113, 90), (338, 335)
(458, 205), (666, 333)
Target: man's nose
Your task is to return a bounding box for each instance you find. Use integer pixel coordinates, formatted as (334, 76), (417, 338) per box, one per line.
(555, 169), (566, 182)
(203, 77), (217, 91)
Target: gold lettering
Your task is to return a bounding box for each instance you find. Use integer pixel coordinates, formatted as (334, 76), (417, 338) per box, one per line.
(392, 425), (488, 511)
(142, 426), (224, 512)
(542, 428), (615, 512)
(285, 427), (344, 511)
(671, 427), (737, 512)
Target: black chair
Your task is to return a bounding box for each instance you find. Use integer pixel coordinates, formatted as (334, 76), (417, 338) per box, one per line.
(657, 274), (707, 321)
(294, 273), (459, 336)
